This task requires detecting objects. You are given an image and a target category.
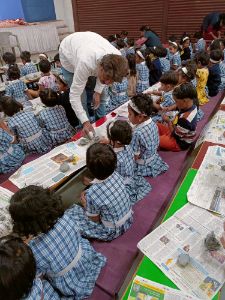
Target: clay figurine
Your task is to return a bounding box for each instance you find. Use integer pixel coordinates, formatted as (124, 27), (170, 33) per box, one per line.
(59, 162), (70, 173)
(177, 253), (190, 267)
(205, 231), (221, 251)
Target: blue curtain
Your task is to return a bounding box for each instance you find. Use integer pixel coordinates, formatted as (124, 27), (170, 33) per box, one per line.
(0, 0), (24, 20)
(21, 0), (56, 22)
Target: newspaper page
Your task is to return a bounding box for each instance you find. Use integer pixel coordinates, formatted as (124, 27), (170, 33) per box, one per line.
(128, 276), (200, 300)
(0, 187), (13, 207)
(138, 203), (225, 299)
(220, 97), (225, 106)
(188, 145), (225, 215)
(195, 110), (225, 148)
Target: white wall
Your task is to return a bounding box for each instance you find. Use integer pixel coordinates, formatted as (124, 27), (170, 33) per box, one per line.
(53, 0), (75, 32)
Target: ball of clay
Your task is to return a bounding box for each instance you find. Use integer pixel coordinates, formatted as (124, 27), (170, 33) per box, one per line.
(87, 131), (94, 140)
(177, 253), (190, 267)
(59, 162), (70, 173)
(78, 138), (90, 146)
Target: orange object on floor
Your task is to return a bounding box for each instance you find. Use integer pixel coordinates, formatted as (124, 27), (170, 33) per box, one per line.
(157, 123), (181, 151)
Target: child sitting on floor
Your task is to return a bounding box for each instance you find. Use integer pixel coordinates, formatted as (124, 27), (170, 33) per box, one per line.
(127, 53), (137, 97)
(9, 185), (106, 298)
(159, 46), (171, 73)
(135, 50), (149, 93)
(193, 31), (206, 53)
(117, 38), (127, 57)
(145, 47), (162, 86)
(128, 94), (168, 177)
(1, 52), (17, 80)
(5, 65), (32, 107)
(72, 143), (133, 241)
(157, 83), (198, 151)
(105, 120), (151, 204)
(0, 235), (62, 300)
(0, 117), (25, 174)
(20, 51), (37, 76)
(147, 71), (178, 122)
(1, 97), (51, 153)
(106, 77), (128, 112)
(169, 41), (181, 70)
(39, 89), (75, 146)
(180, 35), (191, 62)
(38, 60), (58, 91)
(126, 38), (135, 55)
(207, 49), (222, 97)
(195, 51), (210, 105)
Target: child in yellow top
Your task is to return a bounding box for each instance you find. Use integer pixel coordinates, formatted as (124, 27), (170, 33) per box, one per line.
(195, 51), (210, 105)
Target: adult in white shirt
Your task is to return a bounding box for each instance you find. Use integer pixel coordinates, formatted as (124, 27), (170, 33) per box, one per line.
(59, 31), (128, 134)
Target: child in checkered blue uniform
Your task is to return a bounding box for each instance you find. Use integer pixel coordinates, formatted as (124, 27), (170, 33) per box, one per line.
(72, 143), (133, 241)
(1, 97), (52, 153)
(1, 52), (17, 81)
(136, 50), (149, 93)
(159, 47), (170, 73)
(147, 71), (178, 122)
(193, 32), (206, 53)
(39, 89), (75, 146)
(9, 185), (106, 299)
(106, 77), (129, 112)
(169, 41), (181, 70)
(5, 65), (32, 108)
(0, 236), (63, 300)
(105, 120), (151, 204)
(126, 38), (135, 56)
(0, 123), (25, 174)
(128, 94), (168, 177)
(20, 51), (37, 76)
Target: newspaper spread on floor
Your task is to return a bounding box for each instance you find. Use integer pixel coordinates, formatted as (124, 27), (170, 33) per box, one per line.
(0, 187), (13, 207)
(128, 276), (200, 300)
(188, 145), (225, 216)
(195, 110), (225, 148)
(138, 203), (225, 299)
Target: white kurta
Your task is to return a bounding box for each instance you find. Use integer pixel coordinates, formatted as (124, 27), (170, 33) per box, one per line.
(59, 32), (121, 123)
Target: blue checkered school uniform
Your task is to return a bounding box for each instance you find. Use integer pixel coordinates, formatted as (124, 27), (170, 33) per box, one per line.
(106, 78), (128, 112)
(38, 105), (75, 146)
(72, 171), (133, 241)
(131, 118), (168, 177)
(120, 48), (127, 57)
(25, 278), (63, 300)
(196, 38), (206, 52)
(159, 57), (170, 73)
(126, 47), (135, 55)
(166, 48), (173, 61)
(219, 62), (225, 91)
(29, 209), (106, 298)
(136, 62), (149, 93)
(5, 80), (30, 106)
(0, 128), (25, 174)
(152, 91), (175, 122)
(115, 145), (151, 205)
(171, 52), (181, 68)
(20, 62), (37, 76)
(7, 111), (52, 153)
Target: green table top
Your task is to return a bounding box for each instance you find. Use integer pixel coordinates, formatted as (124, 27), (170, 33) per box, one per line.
(122, 168), (219, 300)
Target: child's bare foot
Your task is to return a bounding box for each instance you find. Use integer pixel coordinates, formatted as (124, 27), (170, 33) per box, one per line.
(83, 176), (92, 186)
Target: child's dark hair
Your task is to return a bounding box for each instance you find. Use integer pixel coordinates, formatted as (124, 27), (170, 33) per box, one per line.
(173, 83), (197, 100)
(121, 30), (128, 36)
(55, 74), (67, 87)
(168, 35), (177, 42)
(86, 143), (117, 180)
(9, 185), (64, 238)
(117, 38), (126, 49)
(39, 59), (51, 73)
(39, 88), (58, 107)
(160, 71), (178, 85)
(209, 39), (221, 51)
(127, 53), (136, 76)
(0, 235), (36, 300)
(169, 41), (179, 50)
(7, 65), (20, 80)
(180, 34), (190, 45)
(0, 96), (23, 116)
(108, 35), (116, 43)
(130, 94), (153, 116)
(127, 38), (134, 47)
(210, 49), (223, 62)
(157, 46), (168, 58)
(2, 52), (16, 65)
(107, 120), (132, 146)
(195, 51), (210, 66)
(20, 51), (31, 62)
(54, 53), (60, 62)
(179, 61), (197, 81)
(193, 31), (202, 40)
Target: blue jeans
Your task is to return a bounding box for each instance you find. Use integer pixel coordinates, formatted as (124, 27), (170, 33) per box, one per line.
(61, 66), (107, 120)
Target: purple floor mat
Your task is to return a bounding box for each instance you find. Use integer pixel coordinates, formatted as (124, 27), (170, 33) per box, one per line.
(88, 92), (224, 299)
